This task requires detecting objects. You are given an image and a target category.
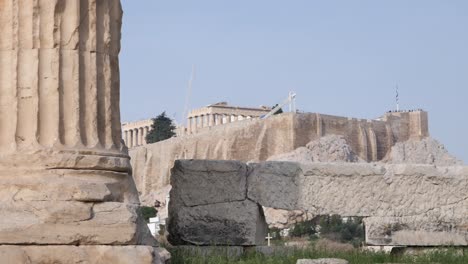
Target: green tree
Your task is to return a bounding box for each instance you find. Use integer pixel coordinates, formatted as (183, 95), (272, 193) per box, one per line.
(146, 112), (176, 144)
(140, 206), (157, 223)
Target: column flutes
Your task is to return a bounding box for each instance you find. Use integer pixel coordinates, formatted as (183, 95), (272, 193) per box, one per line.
(0, 0), (123, 155)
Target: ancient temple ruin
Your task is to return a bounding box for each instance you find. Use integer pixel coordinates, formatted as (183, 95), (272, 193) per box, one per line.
(0, 1), (166, 262)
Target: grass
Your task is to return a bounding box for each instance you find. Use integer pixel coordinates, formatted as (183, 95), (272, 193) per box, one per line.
(168, 246), (468, 264)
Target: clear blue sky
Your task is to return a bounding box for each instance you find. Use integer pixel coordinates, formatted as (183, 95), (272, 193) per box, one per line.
(119, 1), (467, 163)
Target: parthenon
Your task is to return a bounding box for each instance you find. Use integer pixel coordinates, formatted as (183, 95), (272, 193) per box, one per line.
(122, 102), (272, 148)
(186, 102), (271, 134)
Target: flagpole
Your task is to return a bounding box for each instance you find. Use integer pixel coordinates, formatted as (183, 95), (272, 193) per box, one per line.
(396, 85), (400, 112)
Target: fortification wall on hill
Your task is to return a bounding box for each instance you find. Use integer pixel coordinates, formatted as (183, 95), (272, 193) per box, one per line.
(129, 111), (429, 195)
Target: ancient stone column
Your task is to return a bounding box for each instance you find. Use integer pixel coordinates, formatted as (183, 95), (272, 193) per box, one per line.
(199, 115), (204, 128)
(138, 127), (142, 146)
(124, 130), (128, 146)
(0, 1), (164, 262)
(187, 117), (192, 134)
(208, 113), (215, 127)
(133, 128), (138, 147)
(129, 129), (134, 148)
(193, 116), (198, 132)
(143, 126), (149, 145)
(216, 114), (223, 125)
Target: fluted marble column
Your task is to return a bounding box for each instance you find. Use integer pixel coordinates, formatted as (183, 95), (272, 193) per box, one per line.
(0, 1), (158, 255)
(208, 114), (215, 127)
(187, 117), (192, 134)
(124, 130), (129, 146)
(133, 129), (138, 147)
(0, 0), (127, 170)
(138, 127), (144, 145)
(128, 129), (134, 148)
(216, 114), (223, 125)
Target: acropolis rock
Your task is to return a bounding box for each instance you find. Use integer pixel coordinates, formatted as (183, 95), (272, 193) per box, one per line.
(0, 1), (166, 262)
(130, 110), (430, 200)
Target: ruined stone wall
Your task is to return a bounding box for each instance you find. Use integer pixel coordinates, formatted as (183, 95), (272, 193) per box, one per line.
(168, 160), (468, 246)
(130, 112), (429, 196)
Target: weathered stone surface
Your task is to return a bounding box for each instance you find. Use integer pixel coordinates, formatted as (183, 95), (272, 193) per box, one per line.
(365, 217), (468, 246)
(384, 137), (463, 166)
(268, 135), (363, 163)
(248, 161), (302, 209)
(170, 160), (247, 206)
(263, 207), (314, 229)
(0, 246), (168, 264)
(299, 163), (468, 246)
(0, 168), (155, 245)
(296, 259), (349, 264)
(168, 200), (267, 246)
(298, 163), (468, 219)
(167, 160), (268, 246)
(168, 160), (468, 247)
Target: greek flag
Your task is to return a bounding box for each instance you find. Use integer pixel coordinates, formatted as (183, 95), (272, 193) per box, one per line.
(396, 85), (399, 104)
(396, 85), (400, 111)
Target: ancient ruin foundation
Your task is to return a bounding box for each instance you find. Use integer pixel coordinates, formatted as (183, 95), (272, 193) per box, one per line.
(0, 1), (165, 262)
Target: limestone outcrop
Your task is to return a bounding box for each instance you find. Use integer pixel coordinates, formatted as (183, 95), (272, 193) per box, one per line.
(0, 1), (165, 262)
(267, 135), (364, 163)
(167, 160), (268, 246)
(168, 160), (468, 247)
(383, 137), (463, 166)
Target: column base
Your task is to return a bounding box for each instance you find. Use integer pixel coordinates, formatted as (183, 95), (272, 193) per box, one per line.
(0, 245), (170, 264)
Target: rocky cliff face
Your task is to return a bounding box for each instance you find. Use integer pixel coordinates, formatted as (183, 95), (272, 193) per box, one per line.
(130, 112), (418, 199)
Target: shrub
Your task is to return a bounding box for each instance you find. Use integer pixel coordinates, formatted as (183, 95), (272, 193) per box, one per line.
(140, 206), (157, 222)
(289, 220), (317, 238)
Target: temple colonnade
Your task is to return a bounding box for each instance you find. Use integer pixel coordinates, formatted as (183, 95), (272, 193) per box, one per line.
(187, 113), (253, 134)
(122, 120), (152, 148)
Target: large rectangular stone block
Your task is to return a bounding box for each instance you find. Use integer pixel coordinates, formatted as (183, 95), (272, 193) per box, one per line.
(365, 217), (468, 246)
(247, 161), (302, 210)
(168, 200), (267, 246)
(0, 245), (167, 264)
(168, 160), (267, 246)
(170, 160), (248, 206)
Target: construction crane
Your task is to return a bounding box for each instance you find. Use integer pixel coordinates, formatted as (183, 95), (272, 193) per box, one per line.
(261, 92), (297, 119)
